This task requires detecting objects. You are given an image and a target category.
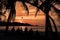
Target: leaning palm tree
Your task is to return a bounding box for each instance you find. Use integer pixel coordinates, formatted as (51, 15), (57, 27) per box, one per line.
(26, 0), (57, 36)
(34, 0), (55, 37)
(25, 0), (59, 37)
(2, 0), (29, 31)
(39, 0), (54, 36)
(2, 0), (16, 31)
(34, 0), (60, 37)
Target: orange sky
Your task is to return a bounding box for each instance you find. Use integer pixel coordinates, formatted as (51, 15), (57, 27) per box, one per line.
(14, 1), (60, 26)
(14, 1), (45, 26)
(0, 1), (60, 31)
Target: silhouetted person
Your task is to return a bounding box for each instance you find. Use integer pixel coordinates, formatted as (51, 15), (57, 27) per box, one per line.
(35, 30), (40, 39)
(20, 27), (23, 32)
(24, 27), (28, 36)
(24, 27), (28, 32)
(19, 27), (24, 36)
(29, 28), (33, 35)
(16, 27), (20, 33)
(29, 28), (33, 38)
(11, 27), (15, 32)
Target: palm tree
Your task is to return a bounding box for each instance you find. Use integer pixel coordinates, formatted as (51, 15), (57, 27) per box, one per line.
(25, 0), (59, 37)
(34, 0), (59, 37)
(2, 0), (29, 31)
(26, 0), (57, 36)
(3, 0), (16, 31)
(34, 0), (60, 38)
(40, 0), (54, 37)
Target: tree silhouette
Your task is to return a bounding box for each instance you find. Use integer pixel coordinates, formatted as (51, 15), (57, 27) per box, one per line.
(1, 0), (60, 38)
(0, 0), (29, 31)
(29, 0), (59, 37)
(52, 4), (60, 18)
(23, 0), (58, 37)
(24, 0), (60, 37)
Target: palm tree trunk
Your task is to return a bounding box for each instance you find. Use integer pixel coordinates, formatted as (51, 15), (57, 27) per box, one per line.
(44, 4), (53, 37)
(45, 13), (53, 37)
(6, 4), (16, 31)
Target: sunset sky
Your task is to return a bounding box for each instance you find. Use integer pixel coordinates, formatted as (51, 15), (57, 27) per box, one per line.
(0, 1), (60, 31)
(14, 1), (60, 26)
(14, 1), (46, 26)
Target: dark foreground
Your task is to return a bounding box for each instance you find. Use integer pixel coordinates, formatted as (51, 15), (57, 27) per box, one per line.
(0, 28), (60, 40)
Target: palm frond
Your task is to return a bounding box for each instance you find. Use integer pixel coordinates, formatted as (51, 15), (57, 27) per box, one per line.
(4, 0), (16, 22)
(6, 0), (16, 9)
(54, 0), (60, 4)
(22, 2), (29, 15)
(34, 0), (38, 6)
(33, 0), (39, 17)
(35, 8), (39, 17)
(26, 0), (38, 7)
(39, 3), (44, 12)
(18, 0), (29, 15)
(52, 5), (60, 18)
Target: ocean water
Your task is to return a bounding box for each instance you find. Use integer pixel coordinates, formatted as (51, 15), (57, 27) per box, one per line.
(0, 26), (60, 32)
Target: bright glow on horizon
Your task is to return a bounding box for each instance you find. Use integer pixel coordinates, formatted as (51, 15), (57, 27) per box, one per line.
(15, 15), (45, 19)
